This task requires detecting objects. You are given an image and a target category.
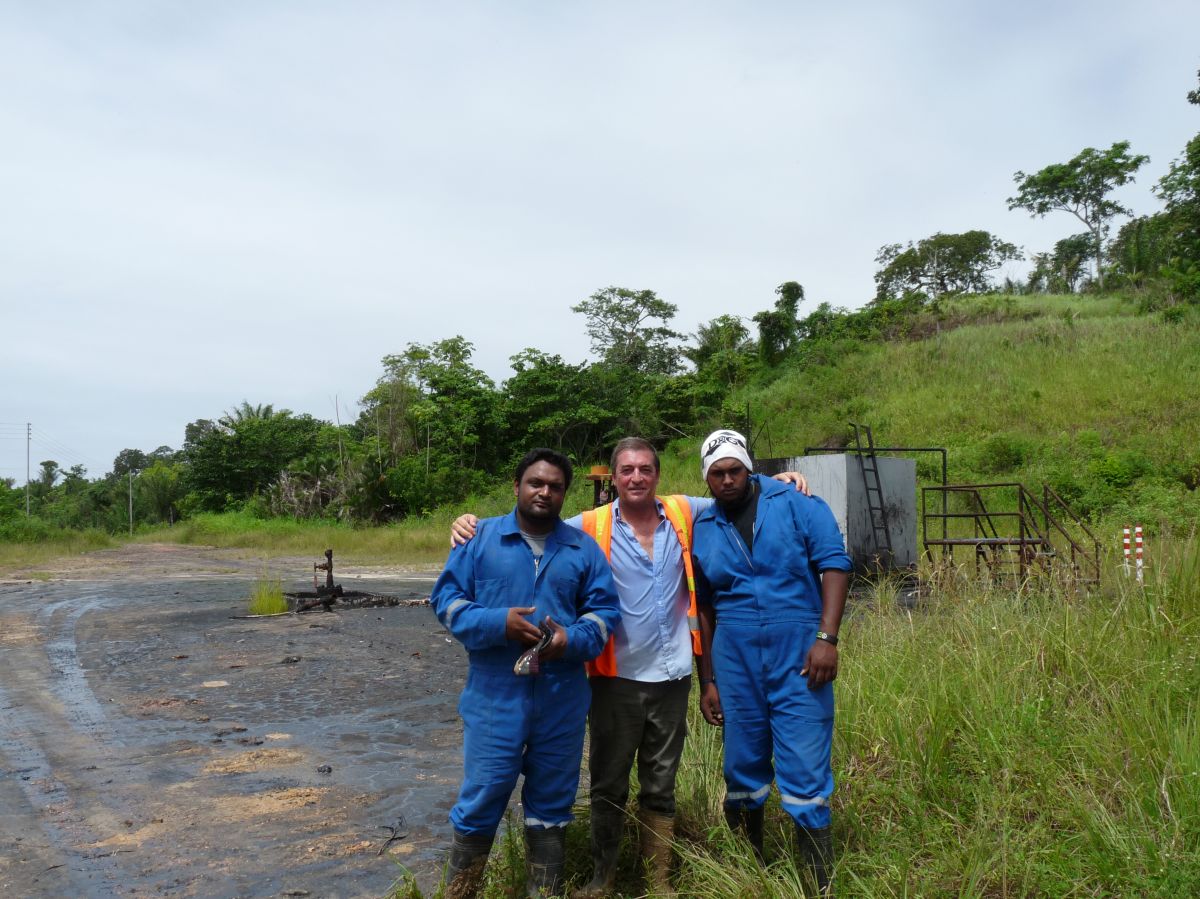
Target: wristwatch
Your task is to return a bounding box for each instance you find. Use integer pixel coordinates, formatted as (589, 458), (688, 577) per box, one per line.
(815, 631), (838, 646)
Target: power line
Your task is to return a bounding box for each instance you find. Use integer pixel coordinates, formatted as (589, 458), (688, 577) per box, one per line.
(29, 427), (102, 471)
(34, 429), (89, 459)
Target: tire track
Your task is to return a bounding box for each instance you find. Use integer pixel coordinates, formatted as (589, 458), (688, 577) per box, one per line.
(0, 589), (128, 897)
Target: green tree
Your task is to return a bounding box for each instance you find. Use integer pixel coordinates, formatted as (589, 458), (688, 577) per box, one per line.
(1028, 233), (1093, 293)
(219, 401), (277, 427)
(140, 460), (184, 524)
(112, 448), (149, 478)
(360, 338), (502, 472)
(1008, 141), (1149, 290)
(796, 301), (855, 341)
(37, 460), (59, 490)
(875, 231), (1023, 301)
(403, 337), (503, 472)
(353, 339), (504, 519)
(183, 419), (218, 452)
(1108, 214), (1178, 284)
(753, 282), (803, 366)
(501, 349), (618, 462)
(1155, 133), (1200, 262)
(357, 355), (423, 465)
(571, 287), (683, 375)
(147, 445), (177, 463)
(685, 315), (758, 390)
(0, 478), (21, 521)
(183, 410), (326, 511)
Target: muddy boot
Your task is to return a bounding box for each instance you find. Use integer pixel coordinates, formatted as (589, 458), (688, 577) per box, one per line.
(724, 805), (765, 864)
(570, 808), (623, 898)
(795, 824), (834, 896)
(638, 810), (675, 897)
(445, 829), (494, 899)
(525, 825), (566, 897)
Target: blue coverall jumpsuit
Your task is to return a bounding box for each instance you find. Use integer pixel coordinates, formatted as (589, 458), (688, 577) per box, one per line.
(431, 510), (621, 836)
(691, 475), (852, 830)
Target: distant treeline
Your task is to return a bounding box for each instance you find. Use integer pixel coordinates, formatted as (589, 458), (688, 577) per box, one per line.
(5, 73), (1197, 534)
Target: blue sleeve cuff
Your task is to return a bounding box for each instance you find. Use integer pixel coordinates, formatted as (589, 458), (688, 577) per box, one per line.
(484, 606), (510, 646)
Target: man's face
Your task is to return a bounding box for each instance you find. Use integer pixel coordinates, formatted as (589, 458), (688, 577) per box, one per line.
(613, 448), (660, 507)
(514, 460), (568, 524)
(706, 458), (750, 505)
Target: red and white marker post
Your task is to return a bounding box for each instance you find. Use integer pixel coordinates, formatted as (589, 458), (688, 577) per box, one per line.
(1134, 525), (1144, 585)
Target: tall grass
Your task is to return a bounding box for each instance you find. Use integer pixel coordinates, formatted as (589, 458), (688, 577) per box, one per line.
(137, 510), (464, 566)
(246, 572), (288, 615)
(406, 537), (1200, 897)
(776, 537), (1195, 896)
(0, 518), (115, 572)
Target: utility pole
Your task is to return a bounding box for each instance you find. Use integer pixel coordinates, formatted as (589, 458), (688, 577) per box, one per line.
(375, 409), (382, 465)
(333, 395), (346, 478)
(128, 470), (134, 537)
(26, 422), (31, 517)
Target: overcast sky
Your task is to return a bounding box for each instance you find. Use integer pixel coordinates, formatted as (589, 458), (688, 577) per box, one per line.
(2, 1), (1198, 483)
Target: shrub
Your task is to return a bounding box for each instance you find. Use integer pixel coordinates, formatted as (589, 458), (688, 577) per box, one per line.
(976, 434), (1034, 474)
(1090, 450), (1151, 489)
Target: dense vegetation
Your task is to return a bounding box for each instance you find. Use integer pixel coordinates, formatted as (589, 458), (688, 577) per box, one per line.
(4, 72), (1199, 549)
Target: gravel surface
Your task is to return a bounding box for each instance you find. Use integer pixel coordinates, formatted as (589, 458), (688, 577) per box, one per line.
(0, 544), (467, 898)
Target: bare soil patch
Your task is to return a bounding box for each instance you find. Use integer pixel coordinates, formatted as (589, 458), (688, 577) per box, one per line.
(0, 543), (461, 898)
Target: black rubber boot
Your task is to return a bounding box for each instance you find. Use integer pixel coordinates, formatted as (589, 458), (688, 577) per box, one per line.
(526, 825), (566, 897)
(795, 824), (834, 896)
(445, 829), (495, 899)
(570, 807), (623, 898)
(723, 805), (765, 864)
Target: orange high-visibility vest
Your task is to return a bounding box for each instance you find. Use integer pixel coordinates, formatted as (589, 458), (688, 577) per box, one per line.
(580, 495), (702, 678)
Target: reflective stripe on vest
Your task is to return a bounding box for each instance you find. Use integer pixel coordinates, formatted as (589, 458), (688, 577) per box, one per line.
(581, 495), (702, 678)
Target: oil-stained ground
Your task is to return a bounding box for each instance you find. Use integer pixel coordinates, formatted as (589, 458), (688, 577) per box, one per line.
(0, 544), (468, 898)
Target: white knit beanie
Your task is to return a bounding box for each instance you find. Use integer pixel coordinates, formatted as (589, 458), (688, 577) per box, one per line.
(700, 429), (754, 480)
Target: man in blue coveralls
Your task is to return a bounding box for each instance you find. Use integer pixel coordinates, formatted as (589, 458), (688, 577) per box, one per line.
(692, 429), (852, 896)
(450, 439), (807, 897)
(431, 448), (621, 898)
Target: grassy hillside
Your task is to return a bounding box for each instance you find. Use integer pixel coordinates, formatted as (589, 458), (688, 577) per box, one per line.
(657, 294), (1200, 542)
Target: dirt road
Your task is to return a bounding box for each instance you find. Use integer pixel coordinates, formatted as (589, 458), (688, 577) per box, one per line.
(0, 544), (467, 898)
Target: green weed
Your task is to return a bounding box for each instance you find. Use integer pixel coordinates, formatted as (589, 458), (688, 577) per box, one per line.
(246, 573), (288, 615)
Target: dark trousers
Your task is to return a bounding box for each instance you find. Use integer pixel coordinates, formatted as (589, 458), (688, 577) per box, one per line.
(587, 675), (691, 817)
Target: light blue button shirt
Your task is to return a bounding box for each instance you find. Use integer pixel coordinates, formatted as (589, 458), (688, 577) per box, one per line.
(568, 496), (713, 683)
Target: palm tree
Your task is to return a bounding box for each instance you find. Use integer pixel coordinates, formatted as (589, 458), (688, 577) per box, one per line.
(219, 401), (277, 428)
